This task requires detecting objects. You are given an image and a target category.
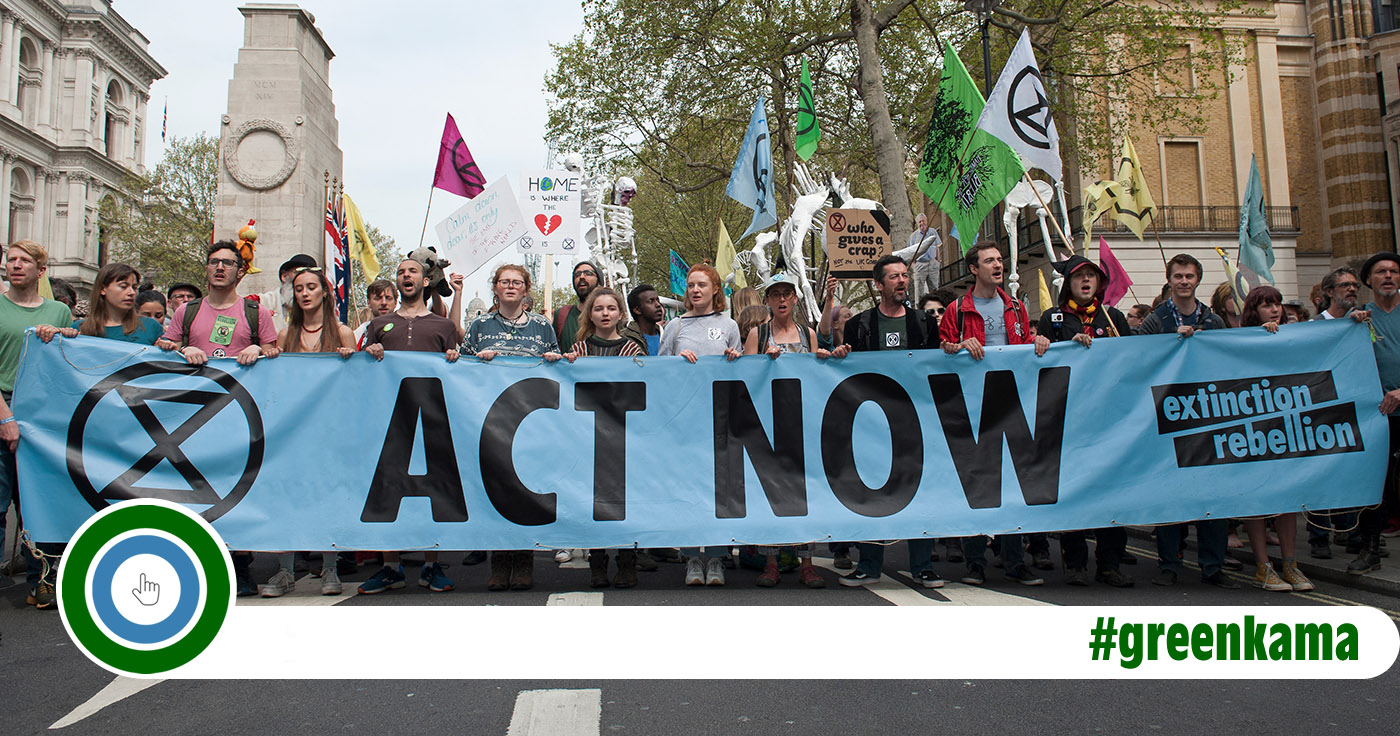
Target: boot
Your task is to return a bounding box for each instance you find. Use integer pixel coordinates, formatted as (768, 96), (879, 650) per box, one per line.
(487, 551), (512, 591)
(614, 551), (638, 588)
(589, 549), (611, 588)
(510, 550), (534, 590)
(1346, 535), (1382, 575)
(756, 559), (780, 587)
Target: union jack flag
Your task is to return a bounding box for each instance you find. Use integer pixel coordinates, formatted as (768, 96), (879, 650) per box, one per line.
(324, 191), (349, 323)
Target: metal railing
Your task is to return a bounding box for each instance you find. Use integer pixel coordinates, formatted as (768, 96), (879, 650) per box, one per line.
(1102, 205), (1299, 234)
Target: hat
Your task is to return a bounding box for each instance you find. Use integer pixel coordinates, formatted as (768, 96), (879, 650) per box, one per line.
(1050, 255), (1108, 303)
(278, 253), (318, 277)
(763, 271), (800, 296)
(572, 260), (600, 278)
(1360, 252), (1400, 287)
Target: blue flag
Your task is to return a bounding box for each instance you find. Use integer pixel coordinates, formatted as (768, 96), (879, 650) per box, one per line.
(1238, 154), (1275, 285)
(726, 96), (778, 240)
(669, 249), (690, 297)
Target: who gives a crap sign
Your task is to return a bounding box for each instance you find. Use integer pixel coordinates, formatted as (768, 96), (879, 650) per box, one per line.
(825, 208), (892, 279)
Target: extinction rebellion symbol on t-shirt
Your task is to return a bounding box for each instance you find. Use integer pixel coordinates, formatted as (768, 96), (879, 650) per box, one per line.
(1152, 372), (1363, 467)
(708, 327), (723, 340)
(65, 362), (265, 521)
(885, 332), (901, 347)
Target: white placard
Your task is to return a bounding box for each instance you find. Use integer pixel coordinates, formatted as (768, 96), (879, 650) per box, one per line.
(516, 170), (582, 255)
(434, 176), (528, 275)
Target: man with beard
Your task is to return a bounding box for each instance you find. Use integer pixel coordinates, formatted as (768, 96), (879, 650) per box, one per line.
(1307, 267), (1363, 558)
(1313, 267), (1361, 322)
(1037, 255), (1134, 588)
(838, 255), (944, 588)
(358, 255), (462, 595)
(1345, 254), (1400, 574)
(938, 243), (1049, 587)
(553, 260), (601, 351)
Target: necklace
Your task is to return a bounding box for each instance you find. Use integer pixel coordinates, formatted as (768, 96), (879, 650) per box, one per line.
(495, 310), (528, 334)
(302, 324), (324, 333)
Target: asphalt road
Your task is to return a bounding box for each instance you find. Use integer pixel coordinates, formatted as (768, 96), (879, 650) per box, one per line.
(3, 540), (1398, 735)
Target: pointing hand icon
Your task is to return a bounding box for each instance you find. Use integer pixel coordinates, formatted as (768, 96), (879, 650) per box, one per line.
(132, 573), (160, 606)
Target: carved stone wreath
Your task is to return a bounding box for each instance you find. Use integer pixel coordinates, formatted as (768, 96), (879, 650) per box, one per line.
(223, 118), (300, 190)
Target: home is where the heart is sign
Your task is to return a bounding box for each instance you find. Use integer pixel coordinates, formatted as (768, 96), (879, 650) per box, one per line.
(518, 169), (581, 255)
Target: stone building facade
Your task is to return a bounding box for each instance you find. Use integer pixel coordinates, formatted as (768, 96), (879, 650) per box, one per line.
(0, 0), (164, 288)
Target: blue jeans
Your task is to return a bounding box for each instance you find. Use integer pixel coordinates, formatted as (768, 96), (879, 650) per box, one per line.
(1308, 510), (1357, 545)
(0, 429), (60, 588)
(855, 539), (936, 578)
(1155, 519), (1227, 577)
(962, 534), (1026, 570)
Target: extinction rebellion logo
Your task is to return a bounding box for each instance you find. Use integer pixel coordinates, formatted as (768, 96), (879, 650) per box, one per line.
(1151, 371), (1363, 467)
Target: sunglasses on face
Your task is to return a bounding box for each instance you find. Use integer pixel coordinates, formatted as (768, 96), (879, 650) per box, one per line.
(293, 266), (324, 274)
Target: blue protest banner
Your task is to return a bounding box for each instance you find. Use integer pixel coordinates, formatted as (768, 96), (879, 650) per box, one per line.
(669, 249), (689, 298)
(14, 321), (1386, 551)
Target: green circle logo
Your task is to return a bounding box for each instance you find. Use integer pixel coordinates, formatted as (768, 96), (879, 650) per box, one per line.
(57, 500), (234, 676)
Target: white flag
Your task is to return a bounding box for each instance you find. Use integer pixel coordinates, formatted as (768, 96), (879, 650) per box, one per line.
(974, 30), (1062, 181)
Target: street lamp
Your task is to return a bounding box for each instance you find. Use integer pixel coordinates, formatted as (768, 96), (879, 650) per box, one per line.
(963, 0), (1006, 256)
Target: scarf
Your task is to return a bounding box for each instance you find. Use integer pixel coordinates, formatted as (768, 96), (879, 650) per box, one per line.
(1064, 298), (1100, 335)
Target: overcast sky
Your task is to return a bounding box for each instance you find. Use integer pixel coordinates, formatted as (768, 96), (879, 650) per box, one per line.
(120, 0), (586, 298)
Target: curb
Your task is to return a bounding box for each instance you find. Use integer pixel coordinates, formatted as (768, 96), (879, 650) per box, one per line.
(1125, 526), (1400, 598)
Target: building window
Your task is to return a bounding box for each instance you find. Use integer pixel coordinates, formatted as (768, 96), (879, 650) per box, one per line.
(104, 80), (124, 160)
(1382, 0), (1400, 34)
(1163, 141), (1204, 207)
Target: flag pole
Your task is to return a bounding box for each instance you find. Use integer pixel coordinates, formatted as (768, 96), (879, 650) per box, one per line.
(418, 184), (436, 249)
(1022, 174), (1075, 259)
(1149, 213), (1170, 267)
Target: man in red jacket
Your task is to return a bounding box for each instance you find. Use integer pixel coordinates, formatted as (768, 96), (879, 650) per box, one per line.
(938, 242), (1049, 586)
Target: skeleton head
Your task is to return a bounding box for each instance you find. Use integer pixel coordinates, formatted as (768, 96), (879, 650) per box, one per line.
(562, 152), (585, 173)
(615, 176), (637, 206)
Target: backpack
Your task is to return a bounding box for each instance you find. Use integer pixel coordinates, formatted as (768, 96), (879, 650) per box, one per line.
(179, 297), (262, 349)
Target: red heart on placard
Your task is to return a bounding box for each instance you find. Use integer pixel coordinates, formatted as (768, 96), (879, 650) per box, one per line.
(535, 214), (562, 236)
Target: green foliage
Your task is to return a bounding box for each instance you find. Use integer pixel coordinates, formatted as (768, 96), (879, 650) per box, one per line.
(101, 134), (218, 288)
(349, 223), (402, 316)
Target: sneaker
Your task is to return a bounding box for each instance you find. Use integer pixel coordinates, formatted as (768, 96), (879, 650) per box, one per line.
(705, 557), (725, 586)
(1064, 567), (1090, 586)
(833, 551), (854, 570)
(320, 569), (343, 596)
(799, 564), (826, 588)
(554, 549), (573, 563)
(1279, 561), (1314, 592)
(461, 551), (488, 566)
(259, 569), (296, 598)
(235, 565), (256, 597)
(634, 551), (659, 572)
(419, 562), (454, 592)
(1152, 569), (1178, 587)
(945, 543), (964, 564)
(1095, 569), (1135, 588)
(684, 558), (705, 586)
(1201, 570), (1242, 589)
(959, 566), (986, 586)
(1221, 557), (1244, 571)
(1031, 550), (1054, 571)
(1346, 550), (1381, 575)
(915, 569), (945, 589)
(838, 569), (879, 587)
(1253, 562), (1291, 592)
(1382, 523), (1400, 538)
(1005, 564), (1044, 586)
(29, 582), (57, 610)
(1310, 540), (1333, 560)
(357, 565), (406, 595)
(756, 562), (780, 588)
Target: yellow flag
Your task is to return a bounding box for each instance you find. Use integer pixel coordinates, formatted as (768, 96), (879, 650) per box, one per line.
(1114, 138), (1156, 240)
(343, 193), (380, 282)
(1037, 268), (1053, 314)
(38, 274), (53, 300)
(1081, 179), (1122, 251)
(715, 219), (746, 288)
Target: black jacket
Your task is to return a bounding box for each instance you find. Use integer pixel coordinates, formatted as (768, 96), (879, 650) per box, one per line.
(845, 305), (936, 352)
(1038, 303), (1132, 343)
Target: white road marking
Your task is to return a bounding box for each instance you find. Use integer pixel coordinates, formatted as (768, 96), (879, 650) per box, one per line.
(811, 557), (1052, 606)
(506, 688), (602, 736)
(547, 592), (604, 606)
(49, 677), (163, 730)
(237, 573), (358, 606)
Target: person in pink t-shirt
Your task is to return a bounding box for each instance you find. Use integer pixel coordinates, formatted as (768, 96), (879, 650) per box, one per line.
(156, 240), (279, 366)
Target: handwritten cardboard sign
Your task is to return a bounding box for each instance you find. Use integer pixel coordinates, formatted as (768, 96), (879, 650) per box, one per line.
(434, 176), (528, 276)
(825, 208), (893, 279)
(517, 170), (582, 255)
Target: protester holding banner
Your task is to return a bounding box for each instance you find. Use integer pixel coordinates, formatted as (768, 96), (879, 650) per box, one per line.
(358, 255), (462, 597)
(553, 261), (600, 352)
(841, 255), (945, 588)
(0, 240), (73, 608)
(938, 244), (1048, 587)
(464, 263), (562, 590)
(157, 241), (279, 367)
(1347, 253), (1400, 575)
(1314, 268), (1361, 322)
(1234, 285), (1314, 592)
(660, 262), (741, 586)
(741, 272), (843, 589)
(620, 284), (664, 356)
(1038, 255), (1134, 588)
(35, 263), (162, 346)
(354, 279), (397, 350)
(136, 285), (167, 324)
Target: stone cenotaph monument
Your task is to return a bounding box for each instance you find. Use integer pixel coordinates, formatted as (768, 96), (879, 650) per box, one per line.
(214, 3), (341, 296)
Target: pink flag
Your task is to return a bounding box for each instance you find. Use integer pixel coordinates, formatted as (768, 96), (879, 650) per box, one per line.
(432, 113), (486, 198)
(1099, 237), (1133, 307)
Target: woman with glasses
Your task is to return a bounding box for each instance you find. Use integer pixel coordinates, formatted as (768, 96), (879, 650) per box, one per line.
(463, 264), (563, 592)
(258, 266), (357, 598)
